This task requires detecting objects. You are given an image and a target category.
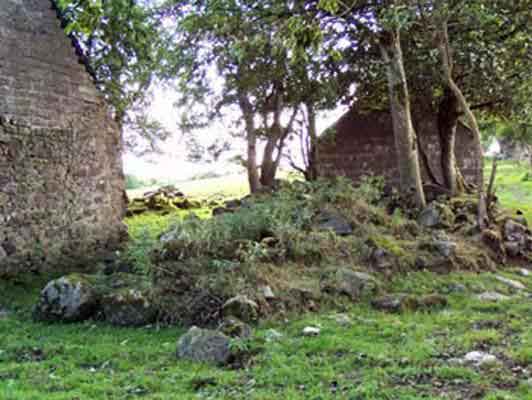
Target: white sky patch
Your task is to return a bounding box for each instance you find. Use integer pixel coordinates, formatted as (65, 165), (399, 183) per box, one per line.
(123, 84), (348, 181)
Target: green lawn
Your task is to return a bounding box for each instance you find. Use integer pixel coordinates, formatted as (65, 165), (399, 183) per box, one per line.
(484, 159), (532, 222)
(127, 173), (250, 200)
(1, 271), (531, 399)
(1, 161), (531, 399)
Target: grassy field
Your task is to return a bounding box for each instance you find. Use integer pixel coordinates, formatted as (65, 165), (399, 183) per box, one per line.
(1, 271), (531, 399)
(127, 173), (250, 200)
(484, 159), (532, 222)
(1, 161), (531, 400)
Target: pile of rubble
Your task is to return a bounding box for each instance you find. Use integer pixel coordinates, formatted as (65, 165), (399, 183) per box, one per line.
(126, 185), (201, 216)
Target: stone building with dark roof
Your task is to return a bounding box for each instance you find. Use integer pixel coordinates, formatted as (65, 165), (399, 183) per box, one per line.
(318, 109), (481, 188)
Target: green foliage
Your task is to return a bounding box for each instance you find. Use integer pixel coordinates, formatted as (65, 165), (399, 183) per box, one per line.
(55, 0), (170, 153)
(156, 177), (386, 268)
(125, 174), (159, 190)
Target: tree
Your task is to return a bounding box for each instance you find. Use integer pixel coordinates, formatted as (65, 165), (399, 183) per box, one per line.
(378, 5), (426, 207)
(163, 0), (348, 192)
(288, 0), (427, 206)
(294, 0), (530, 203)
(54, 0), (170, 153)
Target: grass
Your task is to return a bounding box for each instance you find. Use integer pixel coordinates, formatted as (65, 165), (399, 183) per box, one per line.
(1, 160), (531, 399)
(484, 159), (532, 222)
(127, 173), (250, 200)
(1, 271), (531, 399)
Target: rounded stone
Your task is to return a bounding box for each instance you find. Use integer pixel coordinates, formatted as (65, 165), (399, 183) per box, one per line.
(33, 275), (98, 322)
(222, 295), (259, 323)
(102, 289), (156, 327)
(176, 327), (232, 365)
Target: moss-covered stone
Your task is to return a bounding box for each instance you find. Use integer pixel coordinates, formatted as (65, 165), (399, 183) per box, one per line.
(33, 274), (99, 322)
(176, 327), (232, 365)
(102, 288), (156, 327)
(222, 295), (259, 323)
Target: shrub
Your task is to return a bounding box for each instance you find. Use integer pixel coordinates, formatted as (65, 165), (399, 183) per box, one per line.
(154, 177), (387, 270)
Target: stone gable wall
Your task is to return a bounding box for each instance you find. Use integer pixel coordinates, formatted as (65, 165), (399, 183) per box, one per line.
(0, 0), (126, 275)
(318, 110), (482, 186)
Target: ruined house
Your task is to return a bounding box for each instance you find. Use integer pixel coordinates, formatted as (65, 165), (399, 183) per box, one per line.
(0, 0), (126, 274)
(318, 109), (482, 188)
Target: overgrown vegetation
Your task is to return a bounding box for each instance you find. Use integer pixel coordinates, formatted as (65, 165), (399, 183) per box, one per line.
(1, 162), (531, 399)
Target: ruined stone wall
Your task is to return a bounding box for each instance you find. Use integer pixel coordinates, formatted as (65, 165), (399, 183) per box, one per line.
(318, 110), (482, 186)
(0, 0), (127, 274)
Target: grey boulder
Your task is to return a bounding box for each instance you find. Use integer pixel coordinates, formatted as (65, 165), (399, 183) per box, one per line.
(176, 327), (232, 365)
(33, 275), (98, 322)
(102, 288), (156, 327)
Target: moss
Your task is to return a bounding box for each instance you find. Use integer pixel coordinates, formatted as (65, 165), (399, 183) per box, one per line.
(367, 234), (408, 258)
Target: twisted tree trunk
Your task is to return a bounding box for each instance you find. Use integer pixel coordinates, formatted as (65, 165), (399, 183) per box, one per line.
(437, 89), (466, 195)
(379, 29), (426, 208)
(436, 20), (486, 227)
(239, 92), (261, 193)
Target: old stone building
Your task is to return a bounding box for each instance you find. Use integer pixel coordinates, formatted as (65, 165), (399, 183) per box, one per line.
(318, 109), (482, 187)
(0, 0), (126, 275)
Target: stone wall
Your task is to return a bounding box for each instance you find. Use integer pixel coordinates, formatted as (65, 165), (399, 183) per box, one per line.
(0, 0), (126, 275)
(318, 110), (482, 187)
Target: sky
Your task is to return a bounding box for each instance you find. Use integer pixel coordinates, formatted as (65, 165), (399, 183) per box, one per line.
(122, 85), (348, 181)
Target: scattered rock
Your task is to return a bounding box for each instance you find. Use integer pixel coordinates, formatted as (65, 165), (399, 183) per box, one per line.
(417, 294), (448, 310)
(302, 326), (320, 336)
(222, 295), (259, 323)
(420, 231), (457, 258)
(517, 268), (530, 277)
(260, 286), (275, 300)
(371, 294), (418, 313)
(371, 293), (447, 313)
(495, 275), (526, 291)
(370, 247), (393, 269)
(102, 288), (156, 327)
(418, 202), (454, 229)
(443, 283), (467, 294)
(176, 327), (232, 365)
(434, 239), (457, 258)
(127, 185), (197, 216)
(481, 229), (506, 259)
(476, 291), (510, 302)
(224, 199), (242, 209)
(333, 269), (380, 300)
(264, 329), (283, 342)
(316, 211), (353, 236)
(463, 351), (498, 367)
(219, 317), (252, 339)
(333, 313), (352, 326)
(33, 275), (98, 322)
(472, 319), (503, 330)
(212, 206), (234, 216)
(503, 219), (529, 242)
(504, 241), (521, 258)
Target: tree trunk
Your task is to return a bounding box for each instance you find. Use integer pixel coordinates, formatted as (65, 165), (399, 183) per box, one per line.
(306, 102), (320, 181)
(379, 29), (426, 208)
(437, 89), (466, 195)
(260, 135), (278, 188)
(436, 20), (486, 226)
(239, 93), (261, 193)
